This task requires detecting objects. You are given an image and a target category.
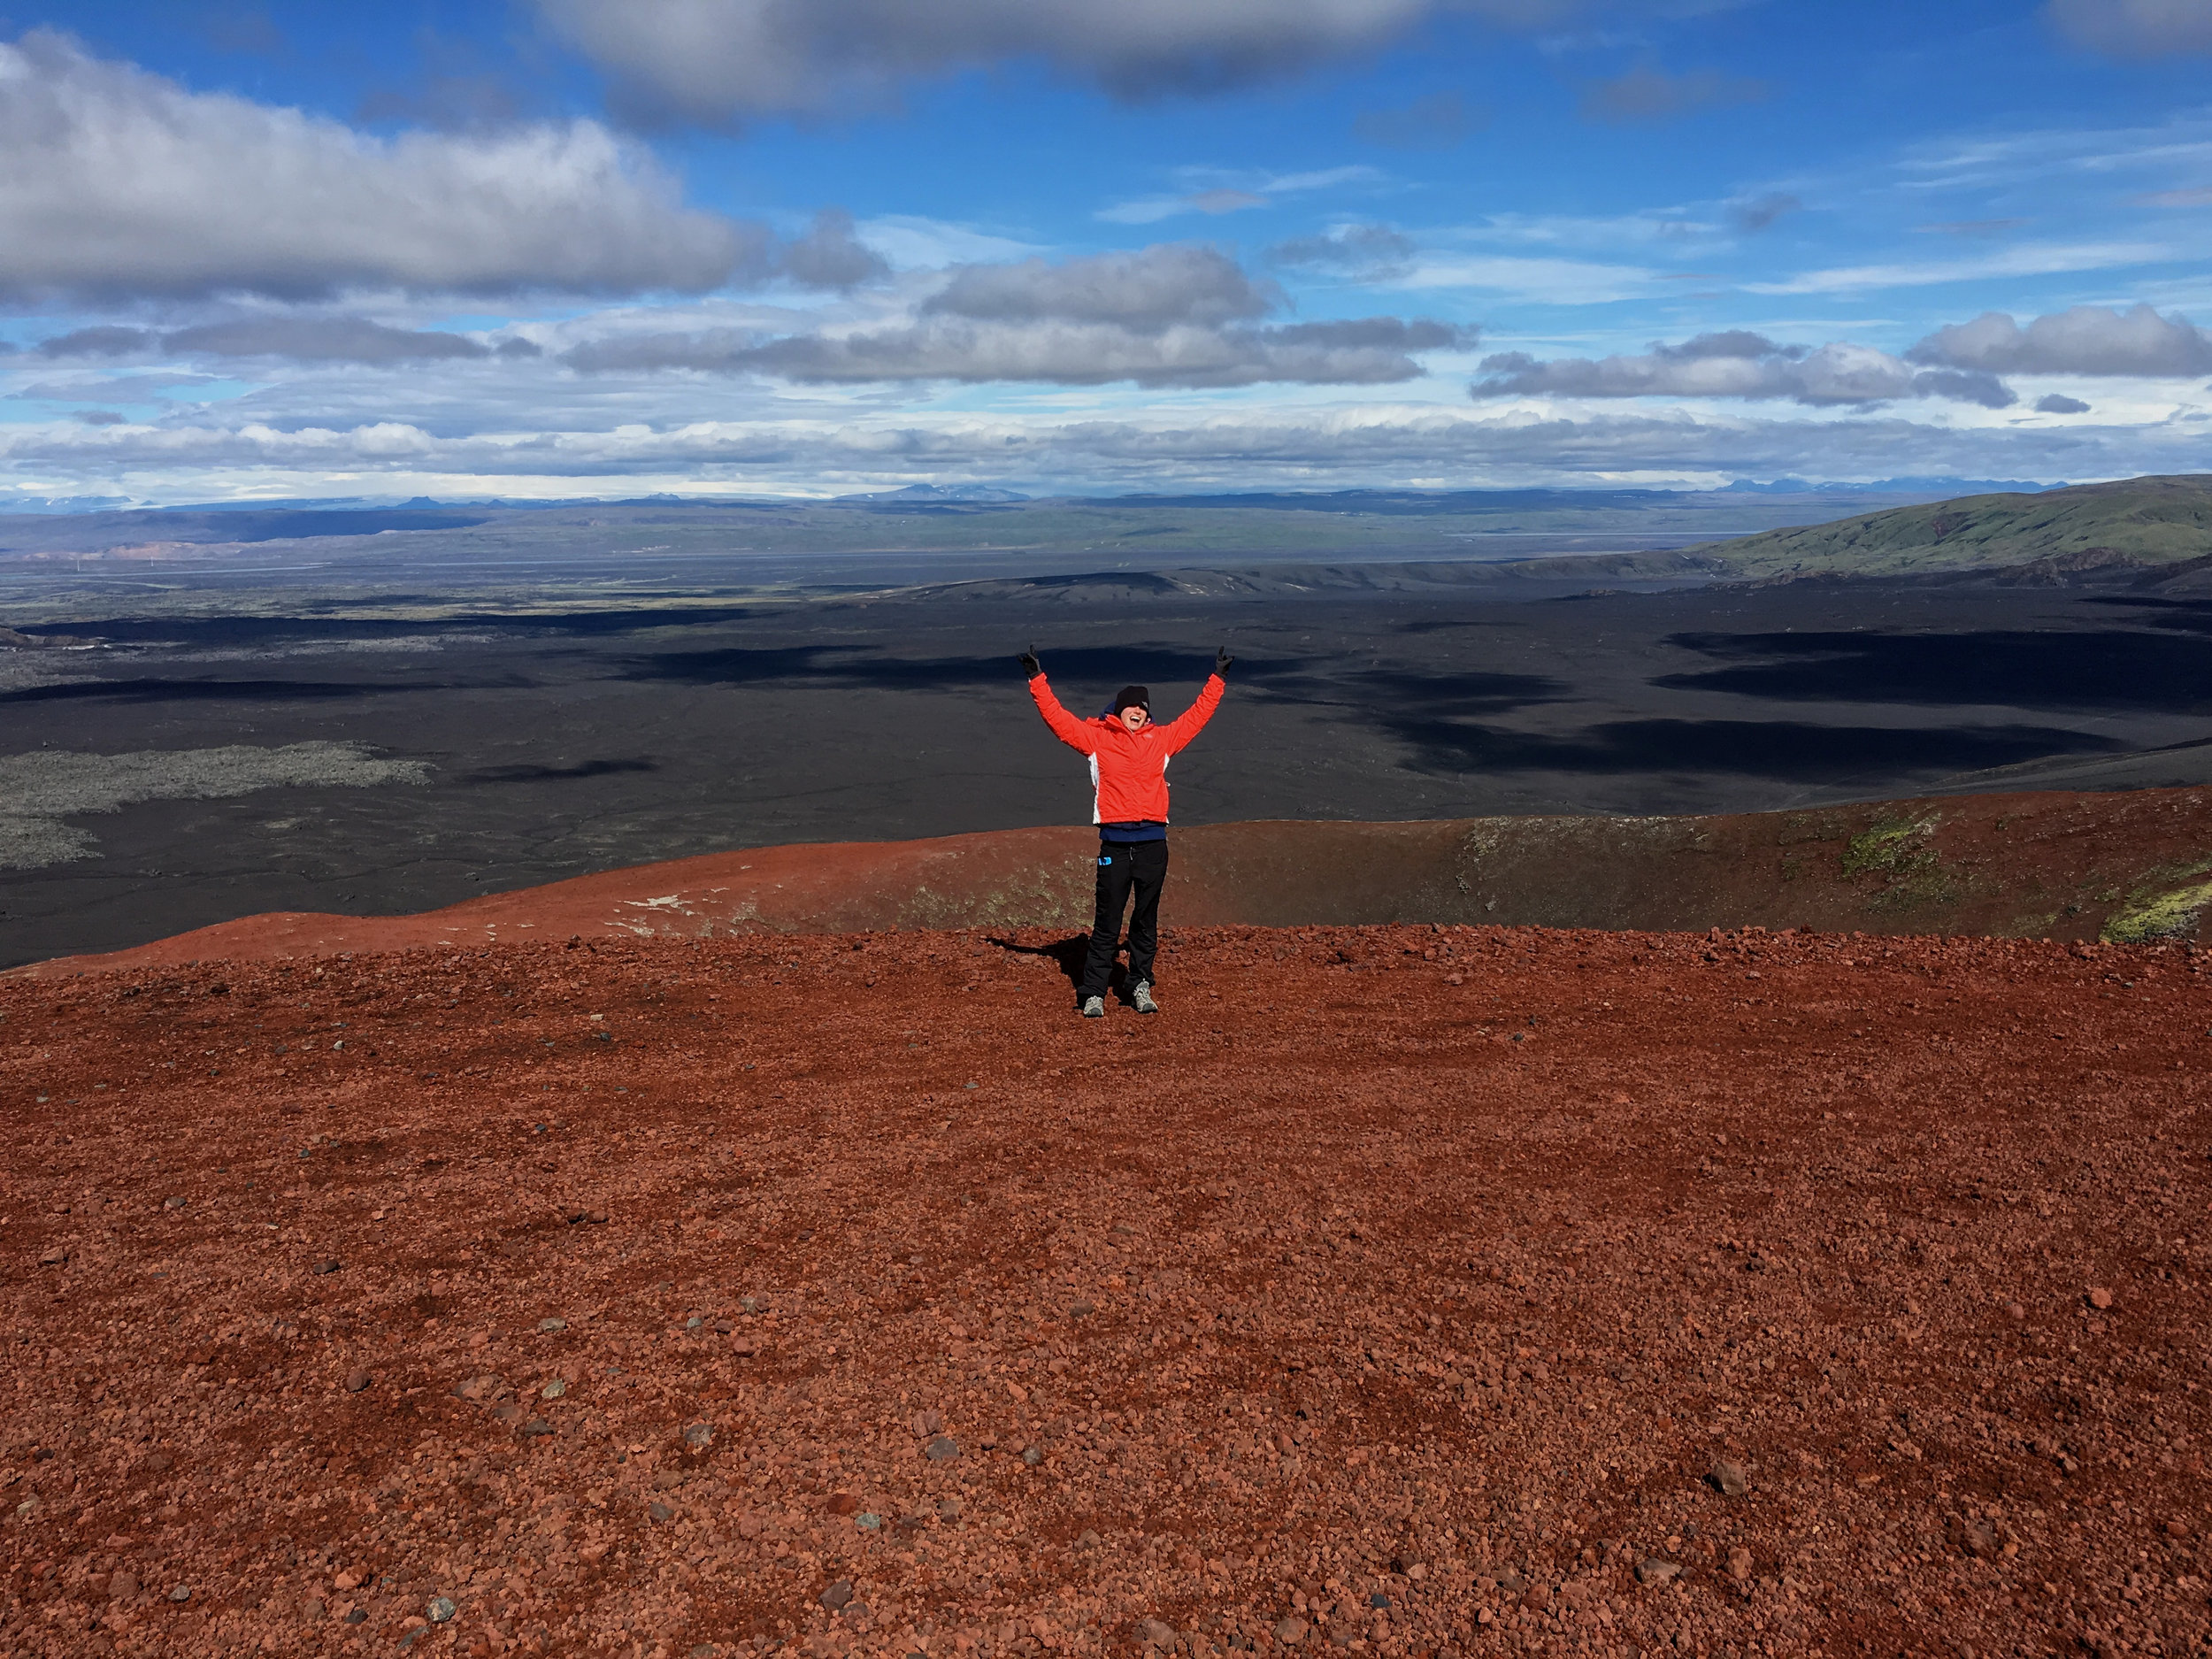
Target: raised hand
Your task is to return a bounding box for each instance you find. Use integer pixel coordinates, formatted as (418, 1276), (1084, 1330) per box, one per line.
(1018, 649), (1041, 678)
(1214, 645), (1235, 676)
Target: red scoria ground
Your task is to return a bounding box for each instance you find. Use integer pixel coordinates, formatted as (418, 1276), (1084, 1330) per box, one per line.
(3, 922), (2210, 1659)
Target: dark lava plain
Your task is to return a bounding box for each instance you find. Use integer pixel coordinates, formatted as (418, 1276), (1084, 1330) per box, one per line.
(6, 574), (2212, 968)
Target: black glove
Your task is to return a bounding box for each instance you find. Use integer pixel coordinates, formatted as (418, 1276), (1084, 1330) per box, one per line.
(1214, 645), (1235, 676)
(1018, 649), (1041, 678)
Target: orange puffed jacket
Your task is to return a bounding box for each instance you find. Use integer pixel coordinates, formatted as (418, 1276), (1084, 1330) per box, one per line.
(1027, 672), (1225, 826)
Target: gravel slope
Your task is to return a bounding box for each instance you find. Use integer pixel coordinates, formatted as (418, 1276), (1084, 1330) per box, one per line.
(3, 923), (2208, 1658)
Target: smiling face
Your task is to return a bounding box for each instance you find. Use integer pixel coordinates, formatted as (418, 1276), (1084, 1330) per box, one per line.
(1118, 703), (1150, 732)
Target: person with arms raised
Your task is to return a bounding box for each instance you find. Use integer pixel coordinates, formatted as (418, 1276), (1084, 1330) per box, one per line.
(1019, 646), (1232, 1018)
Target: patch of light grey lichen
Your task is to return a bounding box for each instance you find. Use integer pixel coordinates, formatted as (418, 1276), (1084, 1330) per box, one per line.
(0, 741), (433, 870)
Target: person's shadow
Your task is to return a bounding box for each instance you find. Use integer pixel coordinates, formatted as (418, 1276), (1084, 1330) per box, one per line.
(988, 933), (1133, 1000)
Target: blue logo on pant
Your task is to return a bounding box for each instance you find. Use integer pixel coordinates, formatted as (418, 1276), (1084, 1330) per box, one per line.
(1099, 856), (1113, 866)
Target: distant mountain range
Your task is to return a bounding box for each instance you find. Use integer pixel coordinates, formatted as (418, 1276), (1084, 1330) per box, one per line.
(1717, 475), (2060, 496)
(834, 482), (1032, 503)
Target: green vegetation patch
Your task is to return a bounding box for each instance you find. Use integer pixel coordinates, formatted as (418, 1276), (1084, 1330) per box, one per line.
(1839, 815), (1962, 910)
(1841, 817), (1938, 879)
(2101, 864), (2212, 943)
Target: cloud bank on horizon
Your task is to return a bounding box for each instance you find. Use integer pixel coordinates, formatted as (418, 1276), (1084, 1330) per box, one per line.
(6, 0), (2212, 503)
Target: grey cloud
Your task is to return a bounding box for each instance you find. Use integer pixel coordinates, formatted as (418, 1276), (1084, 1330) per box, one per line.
(1578, 64), (1766, 124)
(566, 242), (1468, 387)
(36, 315), (564, 368)
(562, 327), (759, 374)
(596, 314), (1471, 387)
(1268, 223), (1417, 275)
(923, 245), (1278, 328)
(2047, 0), (2212, 58)
(0, 30), (749, 300)
(163, 318), (495, 364)
(1353, 89), (1485, 148)
(2036, 393), (2092, 413)
(40, 326), (158, 357)
(535, 0), (1588, 124)
(75, 410), (127, 426)
(1474, 333), (2016, 408)
(777, 210), (892, 290)
(1728, 192), (1801, 234)
(1908, 305), (2212, 377)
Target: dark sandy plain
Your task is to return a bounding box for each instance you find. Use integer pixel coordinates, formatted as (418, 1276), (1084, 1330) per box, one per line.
(4, 922), (2208, 1659)
(9, 565), (2212, 970)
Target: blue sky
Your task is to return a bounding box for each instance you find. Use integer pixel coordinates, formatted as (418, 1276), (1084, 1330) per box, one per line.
(5, 0), (2212, 503)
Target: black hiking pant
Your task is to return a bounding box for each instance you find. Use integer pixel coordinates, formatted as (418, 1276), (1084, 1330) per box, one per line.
(1080, 839), (1167, 1000)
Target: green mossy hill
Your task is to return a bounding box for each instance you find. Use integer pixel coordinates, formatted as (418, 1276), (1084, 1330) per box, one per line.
(1692, 473), (2212, 579)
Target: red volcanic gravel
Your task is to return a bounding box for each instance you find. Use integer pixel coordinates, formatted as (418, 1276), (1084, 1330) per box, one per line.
(4, 922), (2210, 1659)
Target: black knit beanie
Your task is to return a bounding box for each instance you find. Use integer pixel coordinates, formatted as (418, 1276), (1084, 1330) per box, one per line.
(1112, 685), (1150, 714)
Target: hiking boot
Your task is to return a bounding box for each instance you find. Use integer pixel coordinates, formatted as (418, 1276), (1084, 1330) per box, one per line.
(1130, 980), (1159, 1015)
(1080, 995), (1105, 1018)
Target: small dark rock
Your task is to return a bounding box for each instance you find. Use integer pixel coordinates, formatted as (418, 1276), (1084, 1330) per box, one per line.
(311, 1259), (342, 1275)
(1956, 1517), (2001, 1559)
(343, 1370), (372, 1394)
(1709, 1457), (1749, 1497)
(649, 1501), (674, 1524)
(168, 1585), (192, 1603)
(820, 1580), (854, 1610)
(924, 1435), (960, 1462)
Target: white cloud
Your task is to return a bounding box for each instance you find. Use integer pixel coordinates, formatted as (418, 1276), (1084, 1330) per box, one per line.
(1908, 303), (2212, 376)
(1096, 165), (1386, 225)
(1099, 190), (1269, 226)
(1471, 331), (2017, 407)
(1744, 242), (2172, 296)
(1269, 223), (1419, 278)
(1386, 253), (1662, 304)
(2047, 0), (2212, 58)
(535, 0), (1585, 124)
(0, 30), (750, 300)
(8, 401), (2200, 497)
(851, 216), (1046, 270)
